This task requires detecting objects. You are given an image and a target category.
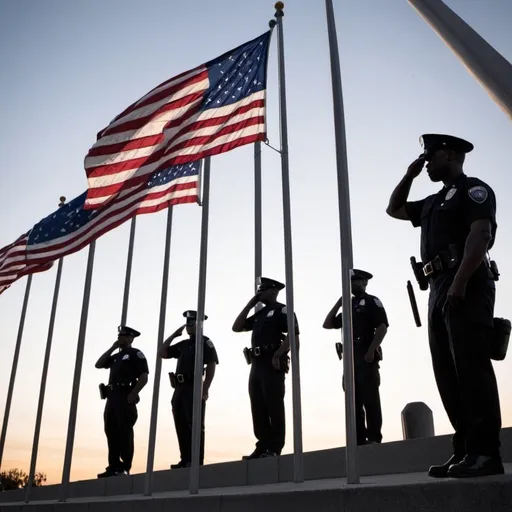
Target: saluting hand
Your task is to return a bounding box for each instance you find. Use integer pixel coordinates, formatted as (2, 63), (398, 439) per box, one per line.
(173, 324), (186, 337)
(406, 157), (425, 179)
(248, 293), (262, 308)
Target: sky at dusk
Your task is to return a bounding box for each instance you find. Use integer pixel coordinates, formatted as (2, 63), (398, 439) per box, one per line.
(1, 0), (511, 484)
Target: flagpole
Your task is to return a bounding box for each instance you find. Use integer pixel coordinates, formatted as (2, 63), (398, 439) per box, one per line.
(274, 2), (304, 484)
(189, 157), (211, 495)
(254, 142), (263, 312)
(121, 217), (137, 325)
(324, 0), (359, 484)
(0, 273), (33, 470)
(25, 197), (66, 503)
(408, 0), (512, 120)
(143, 206), (174, 497)
(59, 240), (96, 502)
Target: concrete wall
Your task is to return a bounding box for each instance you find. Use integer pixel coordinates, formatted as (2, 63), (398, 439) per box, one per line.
(1, 427), (511, 504)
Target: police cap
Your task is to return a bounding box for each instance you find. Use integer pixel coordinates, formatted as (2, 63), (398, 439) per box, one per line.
(118, 325), (141, 338)
(420, 134), (474, 159)
(351, 269), (373, 281)
(257, 276), (285, 291)
(183, 310), (208, 325)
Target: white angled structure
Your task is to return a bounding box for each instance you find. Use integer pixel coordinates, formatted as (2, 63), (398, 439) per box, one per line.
(408, 0), (512, 120)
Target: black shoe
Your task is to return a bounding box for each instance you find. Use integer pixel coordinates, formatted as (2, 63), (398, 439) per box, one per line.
(170, 461), (191, 469)
(447, 454), (505, 478)
(428, 454), (464, 478)
(114, 470), (129, 476)
(242, 449), (264, 460)
(260, 449), (277, 458)
(97, 467), (117, 478)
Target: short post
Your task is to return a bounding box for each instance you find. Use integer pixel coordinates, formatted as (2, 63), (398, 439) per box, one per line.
(401, 402), (435, 439)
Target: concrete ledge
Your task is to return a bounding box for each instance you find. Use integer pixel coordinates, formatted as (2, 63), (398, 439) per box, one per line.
(1, 427), (511, 504)
(247, 456), (278, 486)
(200, 461), (247, 489)
(1, 468), (511, 512)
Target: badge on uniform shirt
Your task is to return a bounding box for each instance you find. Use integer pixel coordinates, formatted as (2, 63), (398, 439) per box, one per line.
(136, 351), (145, 359)
(468, 186), (488, 204)
(122, 354), (130, 360)
(267, 310), (275, 317)
(359, 299), (365, 306)
(374, 298), (384, 308)
(206, 338), (214, 348)
(445, 188), (457, 201)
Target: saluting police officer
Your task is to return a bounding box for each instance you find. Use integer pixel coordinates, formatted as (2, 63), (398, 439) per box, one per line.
(386, 134), (503, 478)
(159, 311), (219, 469)
(95, 325), (149, 478)
(232, 277), (300, 459)
(323, 269), (389, 445)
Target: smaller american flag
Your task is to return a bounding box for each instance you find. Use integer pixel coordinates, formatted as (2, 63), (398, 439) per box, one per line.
(84, 30), (271, 210)
(0, 162), (199, 295)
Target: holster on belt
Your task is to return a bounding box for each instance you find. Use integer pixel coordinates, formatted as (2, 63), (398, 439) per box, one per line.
(281, 354), (290, 374)
(489, 317), (511, 361)
(99, 383), (109, 400)
(168, 372), (177, 389)
(410, 256), (429, 291)
(335, 342), (343, 361)
(243, 347), (252, 365)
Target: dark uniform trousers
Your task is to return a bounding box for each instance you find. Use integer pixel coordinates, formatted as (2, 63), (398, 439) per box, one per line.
(104, 389), (138, 472)
(249, 359), (286, 455)
(354, 362), (382, 444)
(171, 383), (206, 464)
(428, 278), (501, 457)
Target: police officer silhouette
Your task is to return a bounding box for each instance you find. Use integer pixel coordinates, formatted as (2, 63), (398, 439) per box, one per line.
(95, 325), (149, 478)
(387, 134), (503, 478)
(232, 277), (300, 459)
(159, 310), (219, 469)
(323, 269), (389, 445)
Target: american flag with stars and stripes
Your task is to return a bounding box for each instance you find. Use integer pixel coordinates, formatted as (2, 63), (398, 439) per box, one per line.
(83, 30), (271, 210)
(0, 162), (200, 295)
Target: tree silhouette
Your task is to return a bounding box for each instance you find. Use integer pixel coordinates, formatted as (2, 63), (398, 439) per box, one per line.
(0, 468), (47, 492)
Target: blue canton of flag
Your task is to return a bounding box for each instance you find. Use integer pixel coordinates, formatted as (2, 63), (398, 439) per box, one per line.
(0, 162), (200, 294)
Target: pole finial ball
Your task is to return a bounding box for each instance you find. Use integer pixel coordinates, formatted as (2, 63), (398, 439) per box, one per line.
(59, 196), (66, 203)
(275, 1), (284, 10)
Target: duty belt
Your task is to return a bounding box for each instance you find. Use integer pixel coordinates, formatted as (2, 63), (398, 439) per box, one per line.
(251, 344), (278, 357)
(176, 373), (192, 384)
(422, 255), (444, 277)
(108, 382), (133, 390)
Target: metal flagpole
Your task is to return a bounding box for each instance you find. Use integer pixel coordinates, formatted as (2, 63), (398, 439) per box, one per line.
(143, 206), (174, 496)
(324, 0), (359, 484)
(274, 1), (304, 484)
(254, 141), (263, 312)
(189, 156), (211, 495)
(0, 274), (33, 470)
(25, 197), (66, 503)
(408, 0), (512, 120)
(59, 240), (96, 502)
(121, 217), (137, 325)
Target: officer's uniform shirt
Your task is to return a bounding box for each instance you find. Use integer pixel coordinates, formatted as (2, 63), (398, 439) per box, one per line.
(244, 302), (300, 351)
(166, 336), (219, 376)
(104, 347), (149, 386)
(405, 174), (496, 274)
(404, 173), (496, 325)
(333, 294), (389, 364)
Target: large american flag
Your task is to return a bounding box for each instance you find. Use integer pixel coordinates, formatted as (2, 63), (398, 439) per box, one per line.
(0, 162), (199, 295)
(84, 30), (271, 210)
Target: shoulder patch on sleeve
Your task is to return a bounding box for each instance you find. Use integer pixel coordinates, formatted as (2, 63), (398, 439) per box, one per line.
(373, 298), (384, 308)
(468, 185), (488, 204)
(281, 306), (287, 314)
(136, 351), (145, 359)
(205, 338), (214, 348)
